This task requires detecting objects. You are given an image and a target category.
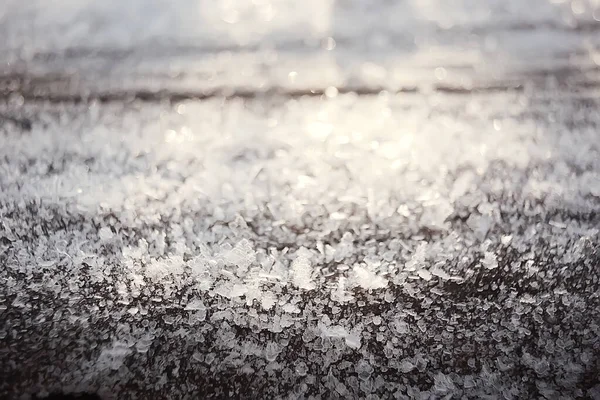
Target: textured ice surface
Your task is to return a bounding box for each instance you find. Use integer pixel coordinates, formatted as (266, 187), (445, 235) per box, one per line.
(1, 1), (600, 399)
(1, 90), (599, 399)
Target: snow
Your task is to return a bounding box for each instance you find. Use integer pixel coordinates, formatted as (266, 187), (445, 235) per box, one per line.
(2, 0), (599, 94)
(264, 342), (283, 363)
(482, 251), (499, 270)
(184, 299), (206, 311)
(417, 269), (433, 281)
(352, 266), (388, 290)
(290, 250), (316, 290)
(98, 227), (114, 241)
(1, 0), (600, 398)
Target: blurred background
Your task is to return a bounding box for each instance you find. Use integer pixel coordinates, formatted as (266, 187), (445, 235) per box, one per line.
(1, 0), (599, 96)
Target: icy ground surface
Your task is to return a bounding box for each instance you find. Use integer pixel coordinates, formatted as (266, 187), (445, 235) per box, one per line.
(1, 1), (600, 399)
(1, 91), (599, 399)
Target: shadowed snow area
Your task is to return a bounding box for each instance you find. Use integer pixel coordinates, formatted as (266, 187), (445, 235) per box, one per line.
(1, 1), (600, 399)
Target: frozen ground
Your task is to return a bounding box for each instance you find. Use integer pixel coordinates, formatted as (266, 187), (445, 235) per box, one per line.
(1, 1), (600, 399)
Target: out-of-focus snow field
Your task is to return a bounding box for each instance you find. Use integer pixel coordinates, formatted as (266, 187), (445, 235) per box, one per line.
(1, 0), (600, 93)
(0, 1), (600, 399)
